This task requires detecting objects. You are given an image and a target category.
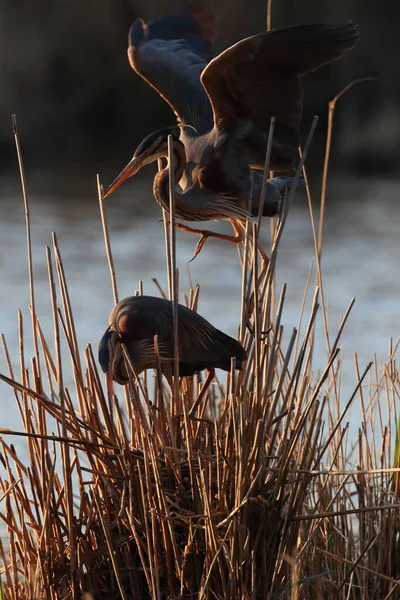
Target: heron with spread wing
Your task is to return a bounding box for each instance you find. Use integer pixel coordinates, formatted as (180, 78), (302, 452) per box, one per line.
(103, 3), (359, 256)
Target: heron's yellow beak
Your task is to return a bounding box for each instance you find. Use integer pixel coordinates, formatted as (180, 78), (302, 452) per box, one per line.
(102, 155), (144, 199)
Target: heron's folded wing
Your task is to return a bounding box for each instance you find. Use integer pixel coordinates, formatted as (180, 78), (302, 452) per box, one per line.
(128, 5), (215, 134)
(174, 303), (246, 369)
(201, 22), (359, 157)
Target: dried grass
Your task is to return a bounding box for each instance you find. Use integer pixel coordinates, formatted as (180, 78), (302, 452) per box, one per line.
(1, 103), (400, 600)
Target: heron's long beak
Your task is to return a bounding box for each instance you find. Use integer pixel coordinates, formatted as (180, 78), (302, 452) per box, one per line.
(102, 155), (144, 199)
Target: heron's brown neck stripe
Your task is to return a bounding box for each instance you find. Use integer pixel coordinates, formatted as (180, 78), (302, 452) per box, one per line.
(170, 141), (186, 182)
(153, 141), (186, 213)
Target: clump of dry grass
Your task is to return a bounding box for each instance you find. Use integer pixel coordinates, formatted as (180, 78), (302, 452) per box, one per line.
(1, 107), (400, 600)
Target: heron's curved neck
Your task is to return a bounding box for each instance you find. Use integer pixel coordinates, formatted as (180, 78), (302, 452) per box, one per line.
(153, 141), (186, 212)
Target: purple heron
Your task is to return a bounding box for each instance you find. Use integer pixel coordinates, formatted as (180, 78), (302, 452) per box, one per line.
(103, 5), (358, 256)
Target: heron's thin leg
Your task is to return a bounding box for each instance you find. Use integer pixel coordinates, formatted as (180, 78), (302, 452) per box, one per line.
(176, 220), (244, 260)
(257, 242), (270, 265)
(188, 368), (215, 417)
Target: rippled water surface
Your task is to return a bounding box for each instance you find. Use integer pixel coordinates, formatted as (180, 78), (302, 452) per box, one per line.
(1, 172), (400, 455)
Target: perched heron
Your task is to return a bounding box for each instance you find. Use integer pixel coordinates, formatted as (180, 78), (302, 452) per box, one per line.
(99, 295), (246, 413)
(103, 5), (359, 256)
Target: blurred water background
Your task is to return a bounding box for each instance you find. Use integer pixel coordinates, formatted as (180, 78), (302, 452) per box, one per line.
(1, 172), (399, 446)
(0, 0), (399, 458)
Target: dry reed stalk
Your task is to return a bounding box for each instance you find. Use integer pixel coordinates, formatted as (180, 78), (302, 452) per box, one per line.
(2, 106), (400, 600)
(266, 0), (273, 31)
(318, 78), (380, 259)
(12, 115), (41, 383)
(97, 175), (119, 305)
(167, 134), (181, 416)
(48, 243), (77, 596)
(158, 154), (172, 301)
(239, 173), (254, 344)
(256, 116), (275, 236)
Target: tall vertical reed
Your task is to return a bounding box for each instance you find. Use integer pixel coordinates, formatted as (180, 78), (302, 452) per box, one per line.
(1, 106), (400, 600)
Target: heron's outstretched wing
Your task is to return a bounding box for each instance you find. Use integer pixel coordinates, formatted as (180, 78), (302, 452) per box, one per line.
(128, 3), (215, 134)
(201, 22), (359, 167)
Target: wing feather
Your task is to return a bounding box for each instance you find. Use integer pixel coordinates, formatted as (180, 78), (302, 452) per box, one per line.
(201, 22), (359, 164)
(111, 295), (245, 371)
(128, 5), (215, 134)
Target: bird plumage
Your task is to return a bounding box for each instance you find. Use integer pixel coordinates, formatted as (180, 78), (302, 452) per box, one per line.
(98, 295), (247, 384)
(128, 4), (215, 134)
(102, 8), (358, 256)
(128, 11), (359, 170)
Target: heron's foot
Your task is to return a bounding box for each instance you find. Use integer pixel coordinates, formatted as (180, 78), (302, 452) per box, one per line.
(257, 242), (270, 265)
(191, 234), (209, 261)
(175, 222), (244, 261)
(190, 228), (243, 261)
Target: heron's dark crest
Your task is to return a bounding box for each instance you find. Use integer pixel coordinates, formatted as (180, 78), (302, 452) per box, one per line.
(133, 125), (180, 159)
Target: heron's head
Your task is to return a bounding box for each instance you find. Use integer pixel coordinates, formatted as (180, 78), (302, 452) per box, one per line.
(102, 125), (181, 199)
(98, 328), (129, 396)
